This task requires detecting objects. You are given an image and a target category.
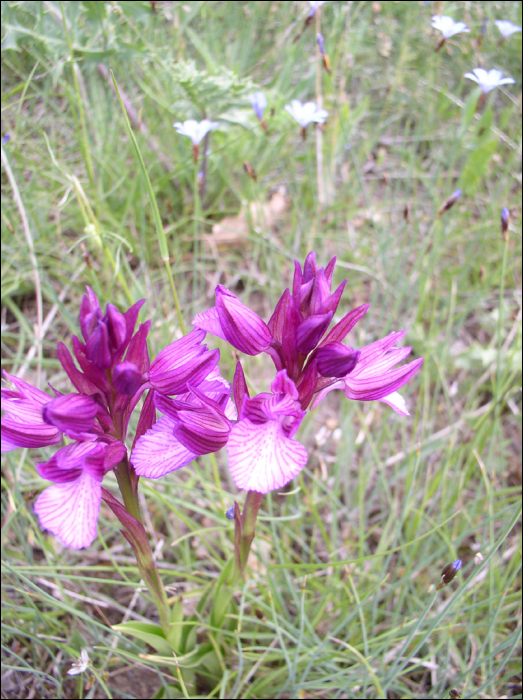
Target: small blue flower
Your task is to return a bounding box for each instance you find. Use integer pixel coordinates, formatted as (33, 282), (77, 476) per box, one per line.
(317, 33), (326, 55)
(2, 133), (10, 144)
(225, 506), (235, 520)
(436, 559), (462, 589)
(249, 91), (267, 121)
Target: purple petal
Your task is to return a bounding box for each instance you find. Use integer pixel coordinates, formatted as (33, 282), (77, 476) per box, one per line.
(324, 256), (336, 285)
(227, 418), (308, 493)
(105, 303), (127, 351)
(345, 357), (424, 401)
(113, 362), (143, 396)
(1, 414), (62, 450)
(317, 279), (347, 316)
(131, 416), (196, 478)
(103, 441), (127, 471)
(309, 379), (345, 410)
(319, 303), (371, 346)
(233, 362), (249, 414)
(296, 311), (333, 354)
(309, 269), (331, 314)
(316, 343), (360, 377)
(72, 336), (112, 394)
(149, 329), (206, 375)
(1, 371), (52, 406)
(34, 472), (101, 549)
(42, 394), (97, 434)
(149, 348), (219, 395)
(216, 286), (272, 355)
(271, 369), (299, 399)
(191, 307), (227, 342)
(292, 260), (303, 297)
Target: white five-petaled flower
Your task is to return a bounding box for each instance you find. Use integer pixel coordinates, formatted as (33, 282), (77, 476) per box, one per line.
(464, 68), (516, 93)
(285, 100), (328, 128)
(67, 649), (91, 676)
(431, 15), (471, 39)
(495, 20), (522, 38)
(173, 119), (219, 145)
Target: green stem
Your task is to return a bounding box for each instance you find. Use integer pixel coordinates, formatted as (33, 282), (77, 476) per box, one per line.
(114, 454), (142, 523)
(230, 491), (264, 586)
(496, 234), (509, 404)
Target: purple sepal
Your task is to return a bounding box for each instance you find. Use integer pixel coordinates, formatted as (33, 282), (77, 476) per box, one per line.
(79, 287), (102, 342)
(113, 362), (143, 396)
(131, 389), (156, 451)
(42, 394), (97, 434)
(316, 343), (360, 378)
(303, 251), (319, 282)
(72, 336), (112, 394)
(233, 362), (249, 413)
(124, 321), (151, 373)
(319, 303), (371, 346)
(148, 347), (220, 395)
(56, 342), (102, 398)
(317, 279), (347, 316)
(148, 329), (206, 375)
(215, 285), (272, 355)
(103, 440), (127, 471)
(296, 311), (333, 354)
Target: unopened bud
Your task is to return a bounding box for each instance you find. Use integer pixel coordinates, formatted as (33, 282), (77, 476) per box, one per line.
(113, 361), (143, 396)
(474, 552), (484, 565)
(438, 190), (462, 217)
(436, 559), (462, 590)
(501, 207), (509, 242)
(225, 506), (235, 520)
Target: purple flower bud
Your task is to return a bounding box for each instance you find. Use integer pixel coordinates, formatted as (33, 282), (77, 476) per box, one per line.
(3, 133), (10, 144)
(42, 394), (98, 434)
(105, 303), (127, 351)
(249, 91), (267, 120)
(316, 343), (360, 378)
(438, 189), (462, 216)
(225, 506), (235, 520)
(113, 361), (143, 396)
(501, 207), (510, 237)
(317, 33), (326, 55)
(436, 559), (462, 590)
(85, 320), (112, 370)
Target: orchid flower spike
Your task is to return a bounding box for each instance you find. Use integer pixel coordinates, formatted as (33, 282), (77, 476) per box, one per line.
(464, 68), (516, 93)
(431, 15), (470, 39)
(495, 20), (522, 38)
(173, 119), (219, 161)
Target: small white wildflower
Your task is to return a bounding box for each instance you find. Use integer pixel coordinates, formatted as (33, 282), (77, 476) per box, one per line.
(464, 68), (516, 93)
(431, 15), (470, 39)
(284, 99), (328, 128)
(495, 20), (522, 38)
(173, 119), (219, 145)
(474, 552), (485, 566)
(67, 648), (90, 676)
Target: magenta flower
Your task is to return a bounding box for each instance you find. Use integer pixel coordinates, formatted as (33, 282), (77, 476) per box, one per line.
(1, 286), (227, 548)
(310, 331), (424, 416)
(1, 373), (97, 452)
(131, 367), (235, 479)
(34, 440), (125, 549)
(192, 252), (423, 494)
(227, 368), (307, 493)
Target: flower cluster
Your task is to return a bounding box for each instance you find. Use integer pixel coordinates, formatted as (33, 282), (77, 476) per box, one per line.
(131, 252), (423, 494)
(1, 288), (223, 548)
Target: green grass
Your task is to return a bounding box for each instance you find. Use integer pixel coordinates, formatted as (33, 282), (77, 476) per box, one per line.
(1, 1), (521, 698)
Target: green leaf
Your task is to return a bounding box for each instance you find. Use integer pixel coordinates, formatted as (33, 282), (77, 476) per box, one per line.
(166, 596), (184, 652)
(113, 621), (174, 656)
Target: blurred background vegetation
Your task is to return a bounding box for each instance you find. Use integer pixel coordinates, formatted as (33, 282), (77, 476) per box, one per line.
(1, 1), (521, 698)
